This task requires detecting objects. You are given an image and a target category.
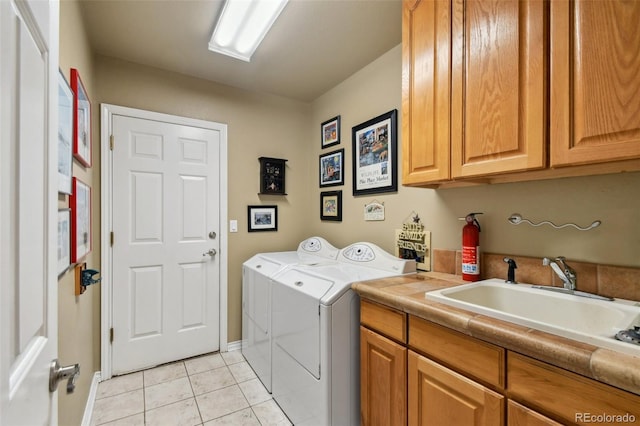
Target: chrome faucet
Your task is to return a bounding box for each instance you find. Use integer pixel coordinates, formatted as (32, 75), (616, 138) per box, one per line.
(542, 256), (576, 290)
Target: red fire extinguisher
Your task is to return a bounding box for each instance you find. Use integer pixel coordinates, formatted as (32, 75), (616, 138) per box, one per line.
(462, 212), (482, 282)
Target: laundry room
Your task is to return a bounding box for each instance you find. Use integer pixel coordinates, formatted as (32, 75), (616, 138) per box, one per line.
(5, 0), (637, 424)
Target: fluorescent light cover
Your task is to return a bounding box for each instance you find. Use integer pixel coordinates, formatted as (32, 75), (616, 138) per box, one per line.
(209, 0), (289, 62)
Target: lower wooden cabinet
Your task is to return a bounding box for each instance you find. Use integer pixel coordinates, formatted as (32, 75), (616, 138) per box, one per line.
(360, 326), (407, 426)
(408, 350), (504, 426)
(360, 303), (640, 425)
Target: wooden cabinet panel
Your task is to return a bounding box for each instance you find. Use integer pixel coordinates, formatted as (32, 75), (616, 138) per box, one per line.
(451, 0), (546, 178)
(360, 326), (407, 426)
(409, 316), (505, 389)
(508, 400), (562, 426)
(361, 299), (407, 343)
(408, 350), (504, 426)
(507, 351), (640, 424)
(402, 0), (452, 184)
(551, 0), (640, 167)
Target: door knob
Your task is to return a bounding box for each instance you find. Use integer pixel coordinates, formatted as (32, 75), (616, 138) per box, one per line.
(50, 359), (80, 393)
(203, 248), (217, 257)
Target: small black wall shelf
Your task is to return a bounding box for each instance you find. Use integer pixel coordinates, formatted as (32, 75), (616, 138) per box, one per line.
(258, 157), (287, 195)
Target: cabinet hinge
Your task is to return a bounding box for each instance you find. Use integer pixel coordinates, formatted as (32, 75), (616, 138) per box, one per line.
(110, 135), (114, 150)
(110, 231), (114, 246)
(110, 327), (114, 343)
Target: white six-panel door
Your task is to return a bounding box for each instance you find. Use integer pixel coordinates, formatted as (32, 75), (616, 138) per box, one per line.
(110, 113), (224, 374)
(1, 0), (59, 423)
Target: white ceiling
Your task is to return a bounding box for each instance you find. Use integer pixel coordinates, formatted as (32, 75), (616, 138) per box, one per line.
(79, 0), (402, 102)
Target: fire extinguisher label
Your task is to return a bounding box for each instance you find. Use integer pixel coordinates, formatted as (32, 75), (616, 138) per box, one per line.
(462, 246), (479, 275)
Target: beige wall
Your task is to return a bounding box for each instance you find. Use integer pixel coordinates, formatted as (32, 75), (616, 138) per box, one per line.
(311, 44), (640, 268)
(93, 56), (313, 346)
(58, 1), (100, 425)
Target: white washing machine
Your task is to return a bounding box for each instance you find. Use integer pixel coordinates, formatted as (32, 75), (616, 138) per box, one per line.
(242, 237), (339, 392)
(271, 242), (416, 425)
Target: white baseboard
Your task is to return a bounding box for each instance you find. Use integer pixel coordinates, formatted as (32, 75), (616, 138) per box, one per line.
(81, 371), (102, 426)
(226, 340), (241, 352)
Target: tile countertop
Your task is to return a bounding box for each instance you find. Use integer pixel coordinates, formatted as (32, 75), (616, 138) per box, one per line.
(351, 272), (640, 397)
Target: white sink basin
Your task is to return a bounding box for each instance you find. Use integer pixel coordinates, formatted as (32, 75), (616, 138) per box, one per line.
(425, 279), (640, 356)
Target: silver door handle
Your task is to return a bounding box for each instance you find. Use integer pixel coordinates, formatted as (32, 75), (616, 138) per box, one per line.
(50, 359), (80, 393)
(203, 248), (217, 257)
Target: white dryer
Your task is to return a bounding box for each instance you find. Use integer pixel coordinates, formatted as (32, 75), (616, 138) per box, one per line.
(242, 237), (339, 392)
(271, 242), (416, 425)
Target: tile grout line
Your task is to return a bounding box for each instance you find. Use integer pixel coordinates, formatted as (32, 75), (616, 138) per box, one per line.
(185, 362), (205, 426)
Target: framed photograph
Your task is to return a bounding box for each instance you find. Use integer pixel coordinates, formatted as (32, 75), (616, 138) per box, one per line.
(58, 209), (71, 276)
(70, 177), (91, 262)
(352, 109), (398, 196)
(71, 68), (92, 167)
(248, 205), (278, 232)
(319, 148), (344, 187)
(320, 191), (342, 221)
(321, 115), (340, 148)
(58, 70), (73, 194)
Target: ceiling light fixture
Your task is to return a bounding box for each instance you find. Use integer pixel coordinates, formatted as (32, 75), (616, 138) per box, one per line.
(208, 0), (289, 62)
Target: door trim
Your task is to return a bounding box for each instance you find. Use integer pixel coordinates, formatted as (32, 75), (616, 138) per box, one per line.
(100, 104), (228, 379)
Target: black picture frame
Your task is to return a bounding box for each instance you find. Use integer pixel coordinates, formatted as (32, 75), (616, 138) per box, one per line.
(320, 191), (342, 221)
(248, 205), (278, 232)
(352, 109), (398, 196)
(319, 148), (344, 187)
(321, 115), (340, 148)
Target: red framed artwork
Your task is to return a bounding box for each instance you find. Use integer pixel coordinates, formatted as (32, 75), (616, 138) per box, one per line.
(70, 68), (91, 167)
(70, 177), (91, 262)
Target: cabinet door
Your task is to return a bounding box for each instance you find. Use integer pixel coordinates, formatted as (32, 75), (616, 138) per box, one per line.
(550, 0), (640, 166)
(408, 351), (504, 426)
(508, 400), (562, 426)
(360, 326), (407, 426)
(402, 0), (452, 184)
(451, 0), (546, 178)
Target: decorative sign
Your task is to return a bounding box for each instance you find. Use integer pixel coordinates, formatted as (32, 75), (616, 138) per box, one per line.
(364, 201), (385, 221)
(395, 214), (431, 271)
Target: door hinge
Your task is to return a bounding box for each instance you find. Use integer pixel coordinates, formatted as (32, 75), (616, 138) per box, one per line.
(110, 231), (114, 246)
(110, 135), (114, 150)
(109, 327), (114, 343)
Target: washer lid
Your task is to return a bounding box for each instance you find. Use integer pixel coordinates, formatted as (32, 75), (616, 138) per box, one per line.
(273, 268), (334, 300)
(243, 252), (300, 277)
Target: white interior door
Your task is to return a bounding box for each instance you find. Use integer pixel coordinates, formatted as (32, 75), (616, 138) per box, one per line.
(0, 0), (59, 424)
(111, 114), (223, 374)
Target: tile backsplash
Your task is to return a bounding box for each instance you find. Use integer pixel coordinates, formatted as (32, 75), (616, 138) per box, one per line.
(432, 249), (640, 301)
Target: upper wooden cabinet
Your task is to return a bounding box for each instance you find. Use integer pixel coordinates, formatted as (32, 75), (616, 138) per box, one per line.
(402, 0), (546, 185)
(451, 0), (546, 178)
(402, 0), (452, 184)
(403, 0), (640, 187)
(550, 0), (640, 166)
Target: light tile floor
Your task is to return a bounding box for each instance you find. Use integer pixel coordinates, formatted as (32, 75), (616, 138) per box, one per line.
(91, 351), (292, 426)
